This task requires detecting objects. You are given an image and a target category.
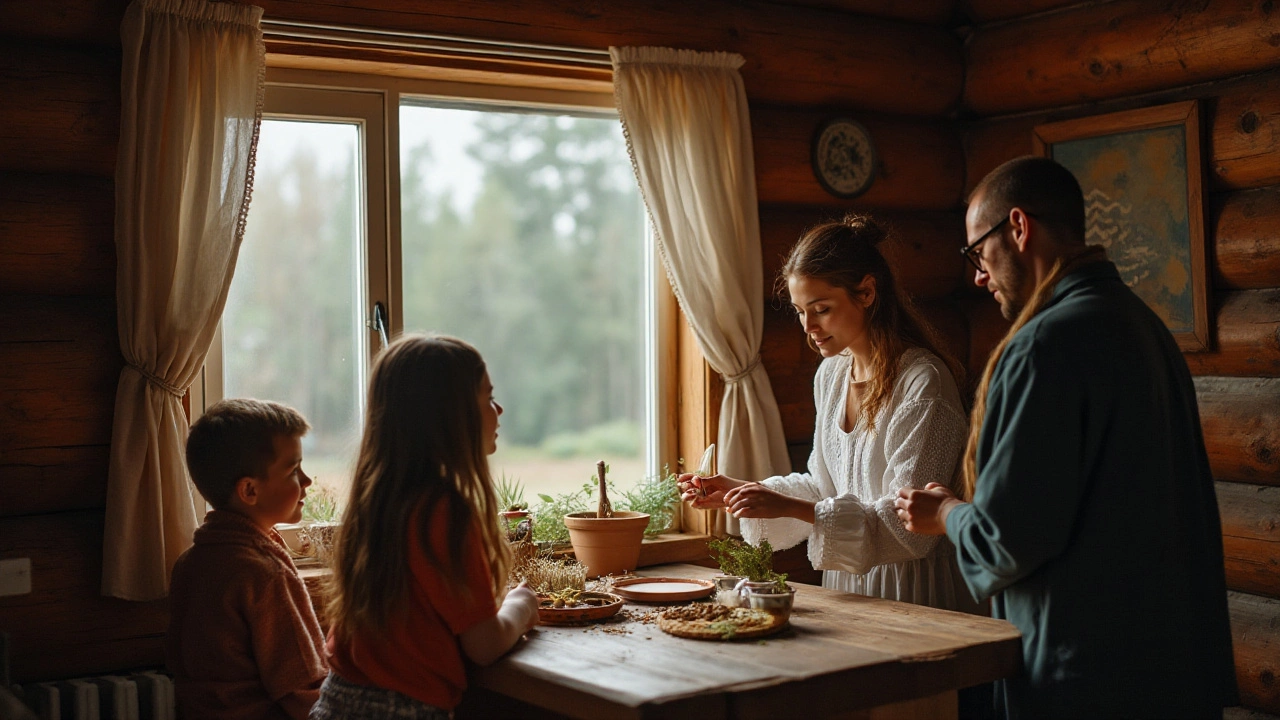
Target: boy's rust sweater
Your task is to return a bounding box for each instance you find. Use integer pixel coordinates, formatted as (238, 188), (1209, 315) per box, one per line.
(167, 510), (328, 720)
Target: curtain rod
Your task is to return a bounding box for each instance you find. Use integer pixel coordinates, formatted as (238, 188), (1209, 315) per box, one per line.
(260, 19), (614, 69)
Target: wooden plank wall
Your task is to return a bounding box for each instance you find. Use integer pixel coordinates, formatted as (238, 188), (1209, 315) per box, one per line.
(0, 0), (964, 682)
(962, 1), (1280, 716)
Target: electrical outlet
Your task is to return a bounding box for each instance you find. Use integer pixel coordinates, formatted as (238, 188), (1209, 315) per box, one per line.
(0, 559), (31, 596)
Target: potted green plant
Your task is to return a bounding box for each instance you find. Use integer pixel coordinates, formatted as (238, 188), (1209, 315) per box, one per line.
(563, 462), (648, 578)
(620, 465), (680, 536)
(708, 537), (794, 616)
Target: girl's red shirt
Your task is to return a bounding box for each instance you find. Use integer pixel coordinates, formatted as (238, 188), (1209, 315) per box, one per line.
(326, 502), (498, 709)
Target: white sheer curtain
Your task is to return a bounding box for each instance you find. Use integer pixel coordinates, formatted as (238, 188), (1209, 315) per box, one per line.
(611, 47), (791, 534)
(103, 0), (265, 600)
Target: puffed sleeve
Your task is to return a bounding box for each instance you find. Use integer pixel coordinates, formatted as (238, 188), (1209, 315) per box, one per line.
(808, 361), (967, 575)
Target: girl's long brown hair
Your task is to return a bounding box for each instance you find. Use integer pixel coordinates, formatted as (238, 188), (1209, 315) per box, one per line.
(326, 334), (511, 641)
(960, 245), (1107, 500)
(778, 213), (964, 433)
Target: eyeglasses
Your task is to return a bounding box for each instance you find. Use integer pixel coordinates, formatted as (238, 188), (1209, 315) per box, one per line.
(960, 215), (1009, 273)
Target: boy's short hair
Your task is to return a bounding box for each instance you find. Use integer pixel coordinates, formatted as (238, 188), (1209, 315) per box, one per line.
(186, 399), (310, 509)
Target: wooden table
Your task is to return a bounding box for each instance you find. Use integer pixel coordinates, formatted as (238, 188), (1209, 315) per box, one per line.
(470, 563), (1021, 720)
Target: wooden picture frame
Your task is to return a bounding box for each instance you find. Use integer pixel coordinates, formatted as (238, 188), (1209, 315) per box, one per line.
(1033, 100), (1210, 352)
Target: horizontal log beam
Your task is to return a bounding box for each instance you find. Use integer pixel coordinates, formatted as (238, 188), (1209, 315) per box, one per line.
(0, 0), (128, 47)
(1224, 707), (1280, 720)
(0, 296), (121, 456)
(0, 0), (956, 44)
(753, 106), (965, 210)
(252, 0), (962, 115)
(1183, 290), (1280, 378)
(0, 446), (109, 518)
(1212, 187), (1280, 291)
(964, 70), (1280, 195)
(0, 42), (119, 178)
(773, 0), (954, 24)
(758, 204), (965, 301)
(962, 0), (1083, 25)
(1219, 481), (1280, 599)
(965, 0), (1280, 115)
(1230, 590), (1280, 716)
(1197, 377), (1280, 487)
(0, 172), (115, 296)
(0, 511), (167, 683)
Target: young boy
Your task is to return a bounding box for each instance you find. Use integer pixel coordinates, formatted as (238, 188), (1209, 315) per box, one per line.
(167, 399), (329, 720)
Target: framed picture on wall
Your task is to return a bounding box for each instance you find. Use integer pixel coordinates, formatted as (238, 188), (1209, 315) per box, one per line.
(1033, 100), (1210, 352)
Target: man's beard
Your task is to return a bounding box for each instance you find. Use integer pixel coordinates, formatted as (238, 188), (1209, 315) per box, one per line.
(996, 257), (1030, 321)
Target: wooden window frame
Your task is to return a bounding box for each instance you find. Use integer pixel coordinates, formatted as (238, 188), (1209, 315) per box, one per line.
(198, 56), (719, 557)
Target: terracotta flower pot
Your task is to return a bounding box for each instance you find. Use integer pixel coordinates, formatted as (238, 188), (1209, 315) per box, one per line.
(563, 511), (649, 578)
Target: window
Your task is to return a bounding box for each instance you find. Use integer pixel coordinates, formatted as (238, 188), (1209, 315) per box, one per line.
(195, 71), (675, 526)
(398, 101), (648, 500)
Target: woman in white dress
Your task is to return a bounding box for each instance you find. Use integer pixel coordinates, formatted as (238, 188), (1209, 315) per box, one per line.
(679, 214), (977, 612)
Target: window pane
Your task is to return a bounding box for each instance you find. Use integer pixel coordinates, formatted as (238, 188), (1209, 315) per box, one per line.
(222, 119), (365, 519)
(399, 104), (647, 501)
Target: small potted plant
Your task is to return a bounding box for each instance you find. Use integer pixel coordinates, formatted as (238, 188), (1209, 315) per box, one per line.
(707, 537), (790, 607)
(563, 461), (648, 578)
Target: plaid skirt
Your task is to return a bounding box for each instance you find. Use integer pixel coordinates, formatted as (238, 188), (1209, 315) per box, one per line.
(309, 672), (452, 720)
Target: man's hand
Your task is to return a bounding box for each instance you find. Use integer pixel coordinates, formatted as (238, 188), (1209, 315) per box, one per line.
(894, 483), (964, 536)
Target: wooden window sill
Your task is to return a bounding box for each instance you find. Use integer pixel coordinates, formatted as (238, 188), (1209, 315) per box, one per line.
(299, 532), (717, 624)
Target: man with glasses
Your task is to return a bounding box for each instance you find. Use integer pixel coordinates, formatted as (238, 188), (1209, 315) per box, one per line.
(895, 156), (1236, 719)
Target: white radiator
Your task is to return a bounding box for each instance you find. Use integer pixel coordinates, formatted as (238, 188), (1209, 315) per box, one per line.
(16, 671), (174, 720)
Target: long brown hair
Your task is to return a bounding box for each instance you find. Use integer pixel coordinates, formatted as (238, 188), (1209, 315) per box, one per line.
(960, 245), (1107, 500)
(326, 334), (511, 641)
(778, 213), (964, 432)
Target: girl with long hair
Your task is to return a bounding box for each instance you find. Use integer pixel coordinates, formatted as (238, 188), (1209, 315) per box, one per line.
(311, 335), (539, 720)
(679, 214), (976, 611)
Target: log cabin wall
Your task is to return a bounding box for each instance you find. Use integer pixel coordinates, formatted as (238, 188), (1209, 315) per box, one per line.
(962, 1), (1280, 717)
(0, 0), (966, 682)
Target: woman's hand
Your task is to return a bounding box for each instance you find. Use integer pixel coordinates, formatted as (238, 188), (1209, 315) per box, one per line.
(722, 483), (815, 523)
(676, 473), (746, 509)
(894, 483), (963, 536)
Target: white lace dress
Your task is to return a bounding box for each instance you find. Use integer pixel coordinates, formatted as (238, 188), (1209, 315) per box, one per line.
(740, 348), (978, 612)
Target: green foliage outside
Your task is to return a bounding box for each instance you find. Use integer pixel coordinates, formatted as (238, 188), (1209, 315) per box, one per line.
(228, 108), (648, 513)
(399, 108), (646, 453)
(541, 420), (643, 459)
(708, 537), (788, 592)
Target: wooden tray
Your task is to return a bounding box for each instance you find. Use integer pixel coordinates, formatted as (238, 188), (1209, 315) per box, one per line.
(656, 605), (788, 641)
(537, 591), (624, 625)
(610, 577), (715, 603)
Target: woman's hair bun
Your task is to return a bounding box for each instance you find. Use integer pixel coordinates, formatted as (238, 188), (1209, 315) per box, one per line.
(839, 212), (887, 245)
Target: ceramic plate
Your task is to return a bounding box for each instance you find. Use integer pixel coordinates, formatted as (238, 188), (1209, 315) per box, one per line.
(610, 577), (715, 602)
(536, 591), (624, 625)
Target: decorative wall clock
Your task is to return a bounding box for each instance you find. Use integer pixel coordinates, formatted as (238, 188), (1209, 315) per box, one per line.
(811, 117), (877, 199)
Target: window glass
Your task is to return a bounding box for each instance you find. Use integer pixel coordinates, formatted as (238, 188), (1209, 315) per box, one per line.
(221, 119), (366, 520)
(399, 103), (648, 499)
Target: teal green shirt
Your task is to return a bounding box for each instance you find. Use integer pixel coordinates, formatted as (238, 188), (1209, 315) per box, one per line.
(946, 261), (1236, 719)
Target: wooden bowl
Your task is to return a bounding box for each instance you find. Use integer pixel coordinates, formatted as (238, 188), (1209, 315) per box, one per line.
(536, 591), (625, 625)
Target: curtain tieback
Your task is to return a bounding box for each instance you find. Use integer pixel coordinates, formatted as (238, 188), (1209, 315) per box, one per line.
(721, 354), (762, 384)
(127, 363), (186, 397)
